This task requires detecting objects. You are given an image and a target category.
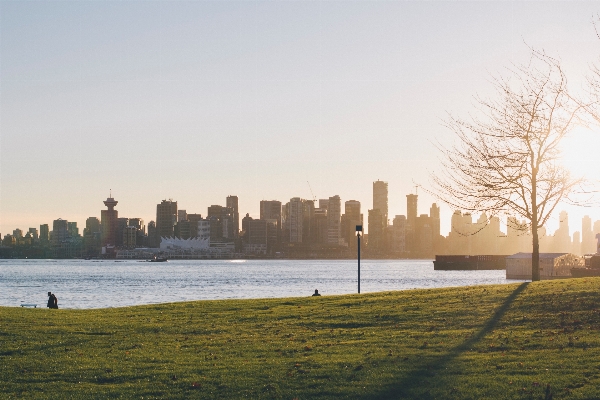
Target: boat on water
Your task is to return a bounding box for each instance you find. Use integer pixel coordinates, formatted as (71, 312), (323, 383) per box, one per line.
(148, 256), (168, 262)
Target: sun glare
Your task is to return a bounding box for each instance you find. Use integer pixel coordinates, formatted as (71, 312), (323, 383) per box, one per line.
(561, 127), (600, 184)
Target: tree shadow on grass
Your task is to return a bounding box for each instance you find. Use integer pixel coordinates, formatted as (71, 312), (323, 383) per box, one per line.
(363, 282), (530, 399)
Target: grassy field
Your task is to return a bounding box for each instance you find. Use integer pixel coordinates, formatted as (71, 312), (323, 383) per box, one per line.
(2, 279), (600, 399)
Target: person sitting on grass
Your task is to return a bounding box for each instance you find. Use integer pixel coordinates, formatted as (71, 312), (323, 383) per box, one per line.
(312, 289), (321, 296)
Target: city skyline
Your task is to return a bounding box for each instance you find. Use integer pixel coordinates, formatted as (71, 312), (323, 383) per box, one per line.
(3, 2), (600, 237)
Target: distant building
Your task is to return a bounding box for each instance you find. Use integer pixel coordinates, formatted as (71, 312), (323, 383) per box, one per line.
(391, 215), (407, 254)
(284, 197), (304, 243)
(156, 200), (177, 239)
(341, 200), (362, 250)
(67, 222), (79, 238)
(373, 180), (388, 227)
(101, 195), (119, 246)
(226, 196), (239, 238)
(327, 195), (342, 245)
(40, 224), (49, 244)
(52, 219), (69, 244)
(368, 209), (384, 251)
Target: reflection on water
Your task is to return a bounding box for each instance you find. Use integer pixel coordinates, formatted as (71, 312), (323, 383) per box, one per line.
(0, 259), (524, 309)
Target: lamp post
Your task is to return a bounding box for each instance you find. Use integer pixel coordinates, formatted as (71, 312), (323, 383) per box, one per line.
(356, 225), (363, 294)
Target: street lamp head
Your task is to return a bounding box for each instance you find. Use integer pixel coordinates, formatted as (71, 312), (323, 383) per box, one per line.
(356, 225), (363, 235)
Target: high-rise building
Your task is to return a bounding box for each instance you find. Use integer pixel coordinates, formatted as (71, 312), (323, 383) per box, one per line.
(260, 201), (282, 226)
(123, 226), (137, 248)
(341, 200), (362, 249)
(582, 215), (595, 255)
(156, 200), (177, 239)
(327, 195), (342, 245)
(406, 194), (418, 254)
(177, 210), (187, 223)
(373, 180), (388, 226)
(285, 197), (304, 243)
(391, 215), (406, 254)
(207, 205), (234, 241)
(40, 224), (49, 244)
(27, 228), (39, 240)
(101, 195), (119, 246)
(260, 200), (282, 246)
(67, 222), (79, 238)
(368, 209), (384, 250)
(553, 211), (571, 253)
(226, 196), (239, 238)
(52, 219), (69, 244)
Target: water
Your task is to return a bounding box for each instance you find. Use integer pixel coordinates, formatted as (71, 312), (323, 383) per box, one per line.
(0, 259), (524, 309)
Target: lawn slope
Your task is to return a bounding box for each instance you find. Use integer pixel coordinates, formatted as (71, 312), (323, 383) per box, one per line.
(2, 279), (600, 399)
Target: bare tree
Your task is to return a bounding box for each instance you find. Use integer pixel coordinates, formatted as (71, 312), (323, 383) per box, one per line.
(431, 51), (589, 281)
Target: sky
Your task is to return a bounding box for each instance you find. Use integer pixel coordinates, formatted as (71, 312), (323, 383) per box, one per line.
(2, 1), (600, 237)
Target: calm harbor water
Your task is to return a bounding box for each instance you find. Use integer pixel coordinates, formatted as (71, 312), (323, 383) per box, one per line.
(0, 259), (525, 309)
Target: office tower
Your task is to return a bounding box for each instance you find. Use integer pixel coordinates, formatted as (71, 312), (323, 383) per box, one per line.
(302, 200), (315, 243)
(101, 195), (119, 246)
(373, 180), (389, 226)
(28, 228), (39, 240)
(429, 203), (441, 253)
(405, 194), (418, 254)
(187, 214), (203, 238)
(341, 200), (362, 249)
(573, 231), (581, 255)
(123, 226), (137, 248)
(52, 219), (69, 243)
(260, 200), (282, 245)
(127, 218), (145, 246)
(115, 218), (129, 246)
(40, 224), (49, 244)
(84, 217), (101, 237)
(415, 214), (433, 256)
(12, 229), (23, 238)
(327, 195), (342, 245)
(208, 205), (234, 241)
(553, 211), (571, 253)
(582, 215), (595, 254)
(175, 220), (192, 239)
(260, 201), (282, 226)
(406, 194), (418, 228)
(286, 197), (304, 243)
(67, 222), (79, 238)
(177, 210), (187, 223)
(314, 207), (328, 244)
(226, 196), (239, 237)
(391, 215), (406, 254)
(319, 199), (329, 211)
(147, 221), (157, 247)
(156, 199), (177, 239)
(368, 209), (384, 250)
(241, 214), (268, 245)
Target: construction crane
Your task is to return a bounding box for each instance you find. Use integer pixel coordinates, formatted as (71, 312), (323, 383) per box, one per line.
(307, 181), (317, 202)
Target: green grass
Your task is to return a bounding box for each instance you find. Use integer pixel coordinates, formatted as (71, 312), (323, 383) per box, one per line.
(2, 279), (600, 399)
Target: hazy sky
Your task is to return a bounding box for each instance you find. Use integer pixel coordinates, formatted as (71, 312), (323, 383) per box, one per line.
(2, 1), (600, 237)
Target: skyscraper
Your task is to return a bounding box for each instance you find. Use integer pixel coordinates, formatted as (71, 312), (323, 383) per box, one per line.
(327, 195), (342, 245)
(226, 195), (239, 238)
(406, 194), (418, 254)
(101, 195), (118, 246)
(156, 200), (177, 239)
(285, 197), (304, 243)
(341, 200), (362, 249)
(373, 180), (388, 226)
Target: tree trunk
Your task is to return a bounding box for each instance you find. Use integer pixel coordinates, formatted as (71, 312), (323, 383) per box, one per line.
(532, 227), (540, 281)
(531, 166), (540, 282)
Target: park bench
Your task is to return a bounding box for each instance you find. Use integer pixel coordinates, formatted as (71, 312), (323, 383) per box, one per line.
(20, 304), (37, 308)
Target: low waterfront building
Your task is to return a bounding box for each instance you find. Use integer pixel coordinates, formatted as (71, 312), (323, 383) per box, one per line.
(505, 252), (583, 279)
